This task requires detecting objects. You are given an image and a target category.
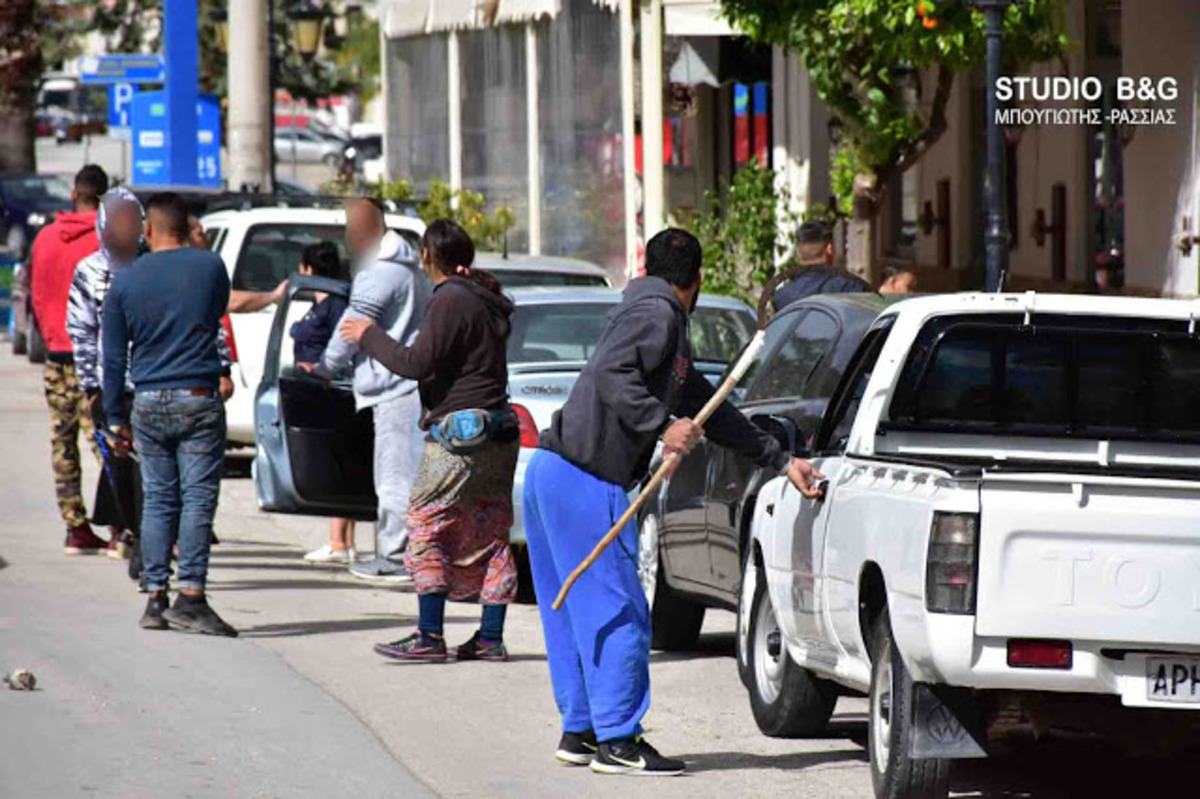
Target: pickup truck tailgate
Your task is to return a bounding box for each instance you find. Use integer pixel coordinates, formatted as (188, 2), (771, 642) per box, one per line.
(976, 474), (1200, 646)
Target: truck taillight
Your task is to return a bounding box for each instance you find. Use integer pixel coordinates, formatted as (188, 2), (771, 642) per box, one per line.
(925, 512), (979, 614)
(511, 403), (539, 448)
(220, 315), (238, 362)
(1007, 639), (1073, 669)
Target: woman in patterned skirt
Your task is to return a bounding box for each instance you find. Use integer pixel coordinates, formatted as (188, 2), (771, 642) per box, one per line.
(340, 219), (519, 662)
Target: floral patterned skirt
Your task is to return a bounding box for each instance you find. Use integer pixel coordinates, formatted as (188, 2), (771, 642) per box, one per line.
(404, 437), (520, 604)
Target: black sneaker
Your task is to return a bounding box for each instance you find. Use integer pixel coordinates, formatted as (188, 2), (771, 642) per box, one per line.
(590, 737), (685, 777)
(373, 632), (448, 662)
(139, 591), (170, 630)
(555, 731), (598, 766)
(455, 632), (509, 662)
(161, 594), (238, 637)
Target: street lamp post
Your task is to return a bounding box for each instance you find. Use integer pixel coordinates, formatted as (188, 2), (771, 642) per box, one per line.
(976, 0), (1012, 292)
(213, 1), (327, 193)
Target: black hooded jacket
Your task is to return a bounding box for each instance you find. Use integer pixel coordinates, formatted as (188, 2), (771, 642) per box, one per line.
(540, 276), (789, 489)
(360, 275), (513, 427)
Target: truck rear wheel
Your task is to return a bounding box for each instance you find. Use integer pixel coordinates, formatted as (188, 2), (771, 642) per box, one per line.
(744, 556), (836, 737)
(868, 608), (950, 799)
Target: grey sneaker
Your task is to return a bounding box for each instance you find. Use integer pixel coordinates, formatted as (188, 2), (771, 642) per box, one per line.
(162, 594), (238, 638)
(139, 591), (170, 630)
(350, 557), (412, 585)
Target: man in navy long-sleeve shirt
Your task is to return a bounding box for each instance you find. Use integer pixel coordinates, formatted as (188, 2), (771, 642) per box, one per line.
(101, 192), (237, 637)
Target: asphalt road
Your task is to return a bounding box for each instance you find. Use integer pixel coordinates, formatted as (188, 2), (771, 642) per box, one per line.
(1, 347), (1196, 798)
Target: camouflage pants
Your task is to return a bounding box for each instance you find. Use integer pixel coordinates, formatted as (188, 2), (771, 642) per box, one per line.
(43, 361), (98, 530)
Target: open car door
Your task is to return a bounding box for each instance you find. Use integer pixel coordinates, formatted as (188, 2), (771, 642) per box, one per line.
(253, 275), (377, 520)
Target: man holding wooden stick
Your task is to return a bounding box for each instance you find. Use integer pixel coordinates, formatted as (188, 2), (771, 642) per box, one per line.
(523, 228), (823, 777)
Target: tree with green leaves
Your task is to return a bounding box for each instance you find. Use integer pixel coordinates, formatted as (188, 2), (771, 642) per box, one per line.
(0, 0), (41, 173)
(719, 0), (1067, 278)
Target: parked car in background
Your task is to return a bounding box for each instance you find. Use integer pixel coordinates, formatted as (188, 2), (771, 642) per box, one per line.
(744, 293), (1200, 799)
(274, 126), (345, 167)
(477, 253), (612, 289)
(200, 207), (426, 447)
(638, 293), (896, 650)
(37, 76), (107, 144)
(253, 285), (755, 594)
(3, 174), (74, 359)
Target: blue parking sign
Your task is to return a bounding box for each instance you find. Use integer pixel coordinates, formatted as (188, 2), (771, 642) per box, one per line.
(109, 83), (134, 134)
(130, 90), (221, 188)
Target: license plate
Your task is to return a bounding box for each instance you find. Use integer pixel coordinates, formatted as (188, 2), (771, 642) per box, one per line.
(1146, 656), (1200, 704)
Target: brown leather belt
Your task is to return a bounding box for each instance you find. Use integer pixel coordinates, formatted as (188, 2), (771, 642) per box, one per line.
(187, 388), (217, 397)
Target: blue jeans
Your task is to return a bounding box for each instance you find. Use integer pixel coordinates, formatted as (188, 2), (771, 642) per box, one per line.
(524, 449), (650, 742)
(131, 390), (226, 592)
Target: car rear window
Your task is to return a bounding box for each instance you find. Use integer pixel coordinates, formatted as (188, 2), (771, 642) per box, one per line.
(888, 313), (1200, 442)
(508, 303), (612, 364)
(494, 270), (607, 289)
(231, 223), (421, 291)
(691, 306), (755, 366)
(507, 301), (754, 367)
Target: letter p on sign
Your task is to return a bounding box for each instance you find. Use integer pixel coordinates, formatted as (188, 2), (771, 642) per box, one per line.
(109, 83), (134, 128)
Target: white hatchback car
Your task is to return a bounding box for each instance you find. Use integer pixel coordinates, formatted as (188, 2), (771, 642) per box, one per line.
(200, 207), (426, 447)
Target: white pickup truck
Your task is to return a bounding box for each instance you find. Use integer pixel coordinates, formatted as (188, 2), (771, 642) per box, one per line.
(740, 292), (1200, 799)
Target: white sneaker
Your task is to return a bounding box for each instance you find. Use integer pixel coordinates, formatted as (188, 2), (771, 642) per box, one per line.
(304, 545), (356, 564)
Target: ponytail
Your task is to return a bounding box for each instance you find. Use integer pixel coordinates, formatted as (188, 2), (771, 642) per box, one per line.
(421, 218), (503, 296)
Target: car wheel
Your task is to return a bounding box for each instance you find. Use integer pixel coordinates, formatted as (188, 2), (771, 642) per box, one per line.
(744, 552), (837, 738)
(27, 318), (47, 364)
(868, 608), (951, 799)
(11, 327), (27, 356)
(735, 545), (756, 687)
(639, 511), (705, 651)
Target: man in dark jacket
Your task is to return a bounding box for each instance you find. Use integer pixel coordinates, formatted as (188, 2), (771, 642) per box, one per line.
(772, 219), (869, 311)
(525, 228), (823, 777)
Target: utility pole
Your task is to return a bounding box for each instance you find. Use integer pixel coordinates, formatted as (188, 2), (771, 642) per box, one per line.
(227, 0), (273, 192)
(977, 0), (1012, 292)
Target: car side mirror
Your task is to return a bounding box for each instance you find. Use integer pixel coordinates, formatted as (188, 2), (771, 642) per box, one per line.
(751, 414), (810, 458)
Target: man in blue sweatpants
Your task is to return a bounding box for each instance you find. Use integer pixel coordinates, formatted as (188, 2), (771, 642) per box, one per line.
(524, 228), (823, 776)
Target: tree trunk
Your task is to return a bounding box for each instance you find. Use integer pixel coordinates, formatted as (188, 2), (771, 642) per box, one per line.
(0, 0), (41, 174)
(844, 173), (879, 285)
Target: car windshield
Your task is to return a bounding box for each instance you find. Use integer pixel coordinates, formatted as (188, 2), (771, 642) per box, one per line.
(0, 176), (71, 203)
(495, 270), (607, 289)
(507, 301), (754, 367)
(231, 223), (421, 291)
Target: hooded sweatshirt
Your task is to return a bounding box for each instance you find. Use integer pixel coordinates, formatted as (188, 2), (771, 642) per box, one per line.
(319, 230), (431, 410)
(359, 275), (513, 427)
(67, 187), (232, 397)
(30, 209), (99, 358)
(539, 276), (788, 490)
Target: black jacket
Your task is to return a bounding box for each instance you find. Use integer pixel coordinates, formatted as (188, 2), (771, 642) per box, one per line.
(360, 276), (513, 427)
(540, 276), (789, 489)
(772, 265), (869, 312)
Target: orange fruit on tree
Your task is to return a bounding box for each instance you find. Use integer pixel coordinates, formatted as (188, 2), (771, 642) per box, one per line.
(922, 15), (938, 29)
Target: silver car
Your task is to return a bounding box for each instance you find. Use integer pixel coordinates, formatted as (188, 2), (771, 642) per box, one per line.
(252, 281), (754, 585)
(274, 126), (345, 167)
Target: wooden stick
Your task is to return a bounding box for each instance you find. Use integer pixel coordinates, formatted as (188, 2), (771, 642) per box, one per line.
(551, 330), (767, 610)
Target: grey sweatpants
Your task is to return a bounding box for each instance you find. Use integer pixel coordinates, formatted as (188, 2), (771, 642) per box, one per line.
(372, 391), (424, 560)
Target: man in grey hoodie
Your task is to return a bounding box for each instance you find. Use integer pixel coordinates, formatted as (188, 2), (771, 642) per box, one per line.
(318, 198), (431, 582)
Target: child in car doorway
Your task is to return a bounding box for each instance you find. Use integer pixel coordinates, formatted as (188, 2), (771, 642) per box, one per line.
(291, 241), (355, 564)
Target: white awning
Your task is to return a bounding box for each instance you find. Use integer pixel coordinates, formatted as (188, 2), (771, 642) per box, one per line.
(664, 0), (735, 36)
(383, 0), (430, 37)
(427, 0), (483, 31)
(496, 0), (561, 24)
(669, 39), (720, 86)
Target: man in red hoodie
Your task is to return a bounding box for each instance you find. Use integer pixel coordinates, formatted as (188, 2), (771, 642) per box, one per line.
(30, 164), (111, 555)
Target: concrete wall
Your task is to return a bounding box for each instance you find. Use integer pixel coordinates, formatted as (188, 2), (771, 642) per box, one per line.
(1122, 0), (1200, 295)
